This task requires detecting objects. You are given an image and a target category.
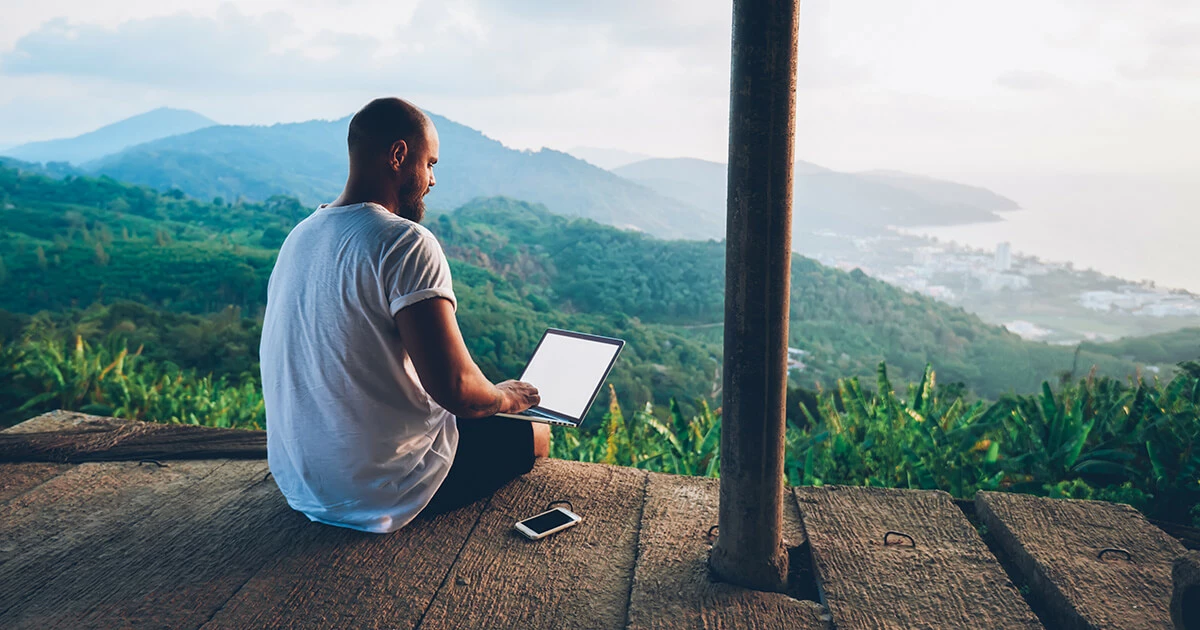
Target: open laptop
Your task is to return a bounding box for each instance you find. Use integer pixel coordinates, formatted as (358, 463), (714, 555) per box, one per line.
(495, 328), (625, 427)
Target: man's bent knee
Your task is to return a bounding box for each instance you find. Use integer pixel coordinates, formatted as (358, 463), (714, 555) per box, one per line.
(533, 423), (551, 458)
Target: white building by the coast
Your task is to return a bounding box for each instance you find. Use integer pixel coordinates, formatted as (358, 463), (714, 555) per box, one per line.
(1079, 287), (1200, 317)
(994, 242), (1012, 272)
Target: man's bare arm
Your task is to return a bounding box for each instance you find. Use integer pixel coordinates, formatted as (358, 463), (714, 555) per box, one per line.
(394, 297), (539, 419)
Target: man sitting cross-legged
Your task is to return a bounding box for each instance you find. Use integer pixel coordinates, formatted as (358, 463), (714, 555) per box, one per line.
(260, 97), (551, 533)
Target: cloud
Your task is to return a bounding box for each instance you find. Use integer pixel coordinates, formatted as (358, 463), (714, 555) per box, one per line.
(2, 0), (1197, 177)
(1119, 22), (1200, 80)
(0, 0), (869, 102)
(474, 0), (729, 46)
(994, 70), (1070, 91)
(3, 10), (294, 88)
(0, 2), (730, 99)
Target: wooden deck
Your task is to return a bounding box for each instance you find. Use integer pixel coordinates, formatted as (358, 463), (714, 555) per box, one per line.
(0, 411), (1190, 629)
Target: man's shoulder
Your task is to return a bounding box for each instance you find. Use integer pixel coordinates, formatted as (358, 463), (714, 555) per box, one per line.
(338, 207), (435, 249)
(404, 220), (438, 242)
(371, 219), (447, 272)
(384, 218), (440, 252)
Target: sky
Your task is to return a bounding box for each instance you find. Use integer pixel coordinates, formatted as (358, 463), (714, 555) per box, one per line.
(0, 0), (1198, 181)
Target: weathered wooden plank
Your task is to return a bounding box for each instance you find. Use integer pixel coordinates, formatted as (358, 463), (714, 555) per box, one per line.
(4, 410), (141, 434)
(977, 490), (1186, 630)
(626, 474), (829, 630)
(201, 498), (489, 630)
(4, 410), (266, 464)
(0, 413), (78, 504)
(63, 466), (313, 629)
(0, 423), (267, 463)
(0, 460), (230, 574)
(0, 463), (73, 504)
(0, 459), (279, 628)
(795, 485), (1042, 630)
(418, 458), (647, 630)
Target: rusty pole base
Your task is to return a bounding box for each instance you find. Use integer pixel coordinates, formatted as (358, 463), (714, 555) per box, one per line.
(709, 541), (790, 594)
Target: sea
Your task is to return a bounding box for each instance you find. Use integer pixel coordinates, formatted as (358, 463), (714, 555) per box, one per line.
(909, 173), (1200, 293)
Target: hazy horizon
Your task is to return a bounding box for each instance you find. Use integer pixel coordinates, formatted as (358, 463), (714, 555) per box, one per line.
(2, 0), (1196, 294)
(2, 1), (1197, 178)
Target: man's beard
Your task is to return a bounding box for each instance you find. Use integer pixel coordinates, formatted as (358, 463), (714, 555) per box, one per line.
(396, 190), (426, 223)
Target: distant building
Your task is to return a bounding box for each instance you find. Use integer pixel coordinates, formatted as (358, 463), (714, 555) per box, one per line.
(980, 272), (1030, 292)
(1078, 287), (1200, 317)
(786, 347), (808, 372)
(994, 242), (1012, 271)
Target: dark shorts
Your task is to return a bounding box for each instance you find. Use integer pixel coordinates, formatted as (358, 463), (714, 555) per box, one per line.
(421, 415), (535, 515)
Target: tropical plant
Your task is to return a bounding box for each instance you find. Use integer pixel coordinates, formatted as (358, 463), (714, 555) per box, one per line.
(551, 385), (721, 476)
(5, 335), (264, 429)
(789, 363), (1005, 497)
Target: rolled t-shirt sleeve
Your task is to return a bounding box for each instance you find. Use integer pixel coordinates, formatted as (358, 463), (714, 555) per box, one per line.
(383, 230), (457, 316)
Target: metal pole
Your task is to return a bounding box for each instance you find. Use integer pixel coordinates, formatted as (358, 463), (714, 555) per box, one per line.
(709, 0), (799, 592)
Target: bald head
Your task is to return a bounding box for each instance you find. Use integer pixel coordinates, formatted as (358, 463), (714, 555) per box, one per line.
(347, 97), (431, 161)
(338, 97), (439, 222)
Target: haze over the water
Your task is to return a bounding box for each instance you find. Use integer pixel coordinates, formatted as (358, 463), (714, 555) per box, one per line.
(914, 173), (1200, 293)
(0, 1), (1196, 288)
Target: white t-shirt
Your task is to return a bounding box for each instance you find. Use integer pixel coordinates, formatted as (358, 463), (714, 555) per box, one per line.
(260, 202), (458, 533)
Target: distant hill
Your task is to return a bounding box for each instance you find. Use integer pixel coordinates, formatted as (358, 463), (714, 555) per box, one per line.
(612, 158), (727, 214)
(566, 147), (653, 170)
(856, 170), (1020, 213)
(615, 157), (1019, 234)
(0, 157), (84, 179)
(86, 114), (722, 240)
(35, 110), (1018, 242)
(1082, 328), (1200, 366)
(87, 117), (345, 206)
(2, 108), (216, 165)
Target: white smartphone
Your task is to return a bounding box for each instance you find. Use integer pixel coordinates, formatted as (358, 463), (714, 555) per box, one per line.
(514, 507), (582, 540)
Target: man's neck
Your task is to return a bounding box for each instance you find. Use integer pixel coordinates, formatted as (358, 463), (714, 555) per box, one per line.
(330, 177), (398, 215)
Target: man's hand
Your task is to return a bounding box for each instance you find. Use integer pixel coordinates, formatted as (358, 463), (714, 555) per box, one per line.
(497, 380), (540, 413)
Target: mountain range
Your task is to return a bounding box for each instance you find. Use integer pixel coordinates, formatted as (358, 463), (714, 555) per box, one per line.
(82, 113), (723, 240)
(0, 163), (1146, 403)
(4, 108), (1019, 240)
(1, 108), (216, 166)
(566, 147), (653, 170)
(614, 158), (1019, 235)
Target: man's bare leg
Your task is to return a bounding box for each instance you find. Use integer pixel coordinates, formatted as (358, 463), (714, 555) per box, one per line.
(533, 422), (551, 458)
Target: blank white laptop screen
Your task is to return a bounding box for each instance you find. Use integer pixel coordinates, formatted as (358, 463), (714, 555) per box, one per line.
(519, 333), (621, 419)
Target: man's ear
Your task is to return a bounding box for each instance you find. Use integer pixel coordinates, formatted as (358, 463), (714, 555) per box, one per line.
(389, 140), (409, 172)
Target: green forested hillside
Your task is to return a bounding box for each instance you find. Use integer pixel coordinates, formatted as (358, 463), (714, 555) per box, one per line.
(0, 167), (720, 424)
(1082, 328), (1200, 366)
(429, 197), (1143, 397)
(3, 163), (1194, 524)
(0, 167), (1155, 407)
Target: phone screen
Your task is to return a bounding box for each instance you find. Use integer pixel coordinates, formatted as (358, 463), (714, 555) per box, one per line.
(521, 509), (575, 534)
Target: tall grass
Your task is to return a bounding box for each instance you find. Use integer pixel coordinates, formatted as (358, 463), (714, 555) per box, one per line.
(4, 335), (1197, 523)
(3, 335), (263, 429)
